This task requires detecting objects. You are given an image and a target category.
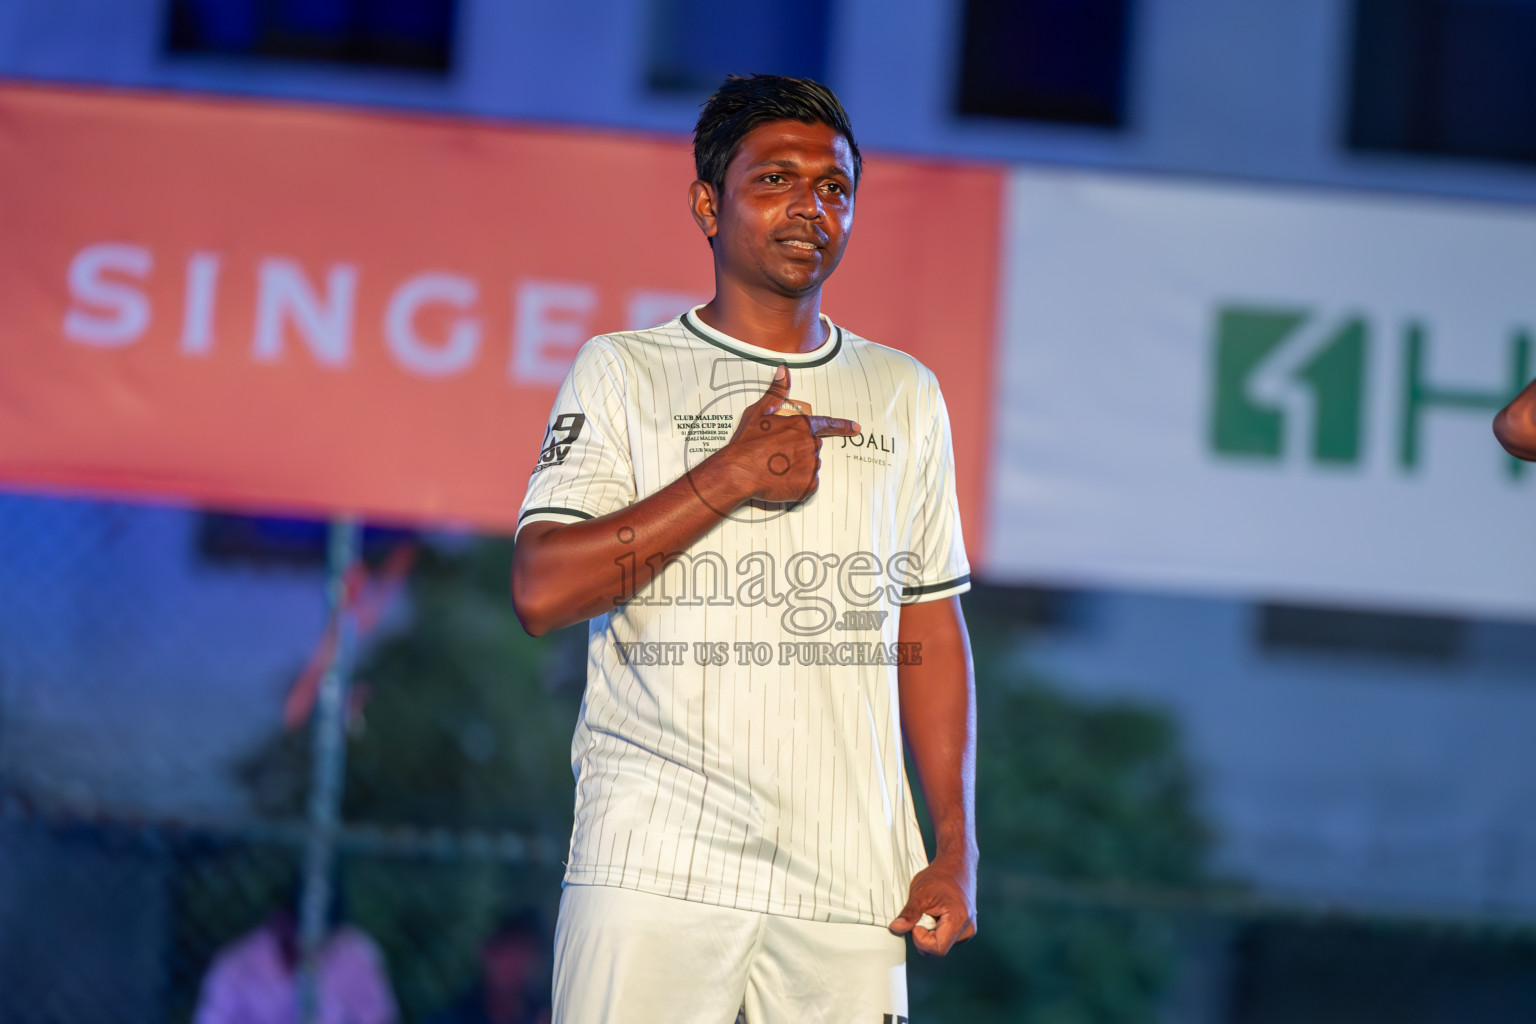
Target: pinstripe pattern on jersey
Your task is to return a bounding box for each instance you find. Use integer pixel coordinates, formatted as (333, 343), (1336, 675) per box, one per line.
(518, 309), (971, 926)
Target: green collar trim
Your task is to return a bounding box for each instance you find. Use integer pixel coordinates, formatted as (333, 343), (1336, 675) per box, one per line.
(681, 308), (844, 368)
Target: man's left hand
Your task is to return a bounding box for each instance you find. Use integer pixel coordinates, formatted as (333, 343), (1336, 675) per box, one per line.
(888, 856), (977, 956)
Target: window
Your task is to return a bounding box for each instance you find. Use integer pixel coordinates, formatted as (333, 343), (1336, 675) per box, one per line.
(1231, 922), (1536, 1024)
(647, 0), (831, 94)
(956, 0), (1132, 126)
(964, 582), (1089, 633)
(1348, 0), (1536, 166)
(1258, 602), (1466, 662)
(166, 0), (457, 72)
(196, 512), (416, 569)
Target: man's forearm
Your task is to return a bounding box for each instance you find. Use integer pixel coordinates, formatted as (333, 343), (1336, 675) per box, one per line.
(511, 451), (753, 636)
(897, 596), (978, 866)
(513, 365), (858, 636)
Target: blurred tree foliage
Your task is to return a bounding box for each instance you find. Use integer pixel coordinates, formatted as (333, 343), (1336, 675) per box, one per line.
(331, 535), (581, 1018)
(192, 540), (1211, 1023)
(209, 536), (581, 1022)
(907, 591), (1212, 1024)
(240, 536), (583, 835)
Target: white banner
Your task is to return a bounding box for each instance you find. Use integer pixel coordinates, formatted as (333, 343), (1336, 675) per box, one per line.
(987, 167), (1536, 618)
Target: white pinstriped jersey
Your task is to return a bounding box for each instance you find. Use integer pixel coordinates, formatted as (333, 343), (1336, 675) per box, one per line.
(516, 306), (971, 926)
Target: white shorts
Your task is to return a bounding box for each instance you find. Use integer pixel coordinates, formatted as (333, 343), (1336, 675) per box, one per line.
(552, 883), (908, 1024)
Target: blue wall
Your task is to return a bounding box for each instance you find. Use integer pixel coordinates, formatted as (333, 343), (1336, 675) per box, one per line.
(5, 0), (1536, 203)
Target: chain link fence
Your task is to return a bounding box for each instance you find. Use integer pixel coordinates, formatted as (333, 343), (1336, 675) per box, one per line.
(2, 490), (1535, 1024)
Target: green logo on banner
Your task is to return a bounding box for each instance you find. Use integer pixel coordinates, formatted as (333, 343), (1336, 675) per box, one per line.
(1209, 305), (1530, 478)
(1211, 307), (1366, 463)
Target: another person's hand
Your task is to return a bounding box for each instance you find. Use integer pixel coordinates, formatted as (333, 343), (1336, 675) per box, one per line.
(718, 364), (860, 504)
(889, 856), (977, 957)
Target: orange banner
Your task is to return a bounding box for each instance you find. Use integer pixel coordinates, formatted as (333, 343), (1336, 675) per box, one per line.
(0, 84), (1001, 558)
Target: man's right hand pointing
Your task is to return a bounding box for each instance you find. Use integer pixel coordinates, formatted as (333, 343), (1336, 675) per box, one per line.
(722, 364), (860, 504)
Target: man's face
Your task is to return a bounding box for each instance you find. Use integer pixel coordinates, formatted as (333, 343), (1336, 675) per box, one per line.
(702, 119), (856, 298)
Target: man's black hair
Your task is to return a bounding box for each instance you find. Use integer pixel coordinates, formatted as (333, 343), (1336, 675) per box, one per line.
(693, 74), (862, 194)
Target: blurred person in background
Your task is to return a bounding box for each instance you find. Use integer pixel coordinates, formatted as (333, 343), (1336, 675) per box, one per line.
(1494, 379), (1536, 459)
(193, 874), (397, 1024)
(428, 910), (551, 1024)
(511, 73), (976, 1022)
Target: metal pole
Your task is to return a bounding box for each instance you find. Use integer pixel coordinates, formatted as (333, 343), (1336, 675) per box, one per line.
(297, 516), (361, 1024)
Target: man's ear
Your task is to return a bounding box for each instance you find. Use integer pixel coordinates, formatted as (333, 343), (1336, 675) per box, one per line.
(688, 179), (719, 244)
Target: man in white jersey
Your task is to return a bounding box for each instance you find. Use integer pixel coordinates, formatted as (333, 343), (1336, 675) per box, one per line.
(511, 74), (977, 1022)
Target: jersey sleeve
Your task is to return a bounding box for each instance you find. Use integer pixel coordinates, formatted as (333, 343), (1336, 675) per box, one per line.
(516, 338), (636, 539)
(902, 373), (972, 603)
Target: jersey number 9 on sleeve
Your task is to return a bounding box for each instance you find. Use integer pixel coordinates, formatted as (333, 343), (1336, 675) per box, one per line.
(535, 413), (587, 470)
